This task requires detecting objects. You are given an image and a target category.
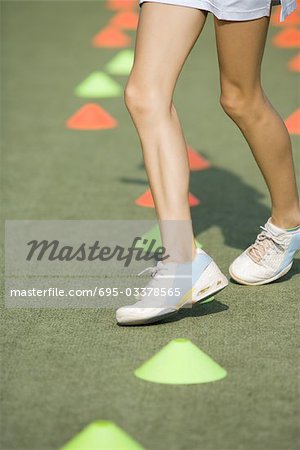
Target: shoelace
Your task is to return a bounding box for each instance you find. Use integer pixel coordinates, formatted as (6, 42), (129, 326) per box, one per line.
(247, 225), (287, 263)
(137, 262), (168, 279)
(133, 263), (169, 300)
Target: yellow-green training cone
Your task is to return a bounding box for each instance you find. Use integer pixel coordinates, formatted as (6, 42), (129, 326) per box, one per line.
(134, 338), (227, 384)
(74, 72), (122, 98)
(60, 421), (145, 450)
(135, 224), (202, 253)
(105, 49), (134, 75)
(201, 296), (215, 304)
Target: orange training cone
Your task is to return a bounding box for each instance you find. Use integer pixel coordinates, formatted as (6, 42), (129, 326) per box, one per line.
(285, 109), (300, 135)
(66, 103), (117, 130)
(135, 189), (153, 207)
(288, 53), (300, 72)
(92, 26), (131, 48)
(270, 9), (281, 26)
(187, 147), (211, 171)
(135, 188), (200, 208)
(273, 27), (300, 48)
(106, 0), (137, 11)
(188, 193), (200, 206)
(109, 11), (139, 29)
(271, 8), (300, 27)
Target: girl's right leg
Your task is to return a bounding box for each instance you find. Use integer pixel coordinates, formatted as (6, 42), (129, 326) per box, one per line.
(125, 2), (208, 262)
(116, 3), (228, 326)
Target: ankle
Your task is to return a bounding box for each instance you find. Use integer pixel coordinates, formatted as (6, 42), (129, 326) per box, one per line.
(270, 210), (300, 229)
(162, 242), (197, 264)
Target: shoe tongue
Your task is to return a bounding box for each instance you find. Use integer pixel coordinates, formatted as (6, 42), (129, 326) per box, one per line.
(265, 218), (284, 236)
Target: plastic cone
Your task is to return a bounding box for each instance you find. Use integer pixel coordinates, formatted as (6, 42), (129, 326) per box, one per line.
(134, 189), (153, 207)
(106, 0), (137, 11)
(270, 9), (281, 26)
(201, 296), (215, 304)
(92, 26), (131, 48)
(134, 338), (227, 384)
(288, 53), (300, 72)
(271, 8), (300, 26)
(60, 420), (145, 450)
(273, 27), (300, 48)
(187, 146), (211, 171)
(66, 104), (117, 130)
(195, 238), (203, 249)
(74, 72), (122, 98)
(109, 11), (139, 29)
(105, 49), (134, 75)
(188, 193), (200, 206)
(134, 224), (203, 253)
(135, 189), (200, 208)
(134, 224), (163, 253)
(285, 109), (300, 134)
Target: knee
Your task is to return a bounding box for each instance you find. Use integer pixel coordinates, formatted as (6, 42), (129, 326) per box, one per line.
(220, 83), (265, 123)
(220, 87), (248, 121)
(124, 82), (144, 112)
(124, 80), (166, 117)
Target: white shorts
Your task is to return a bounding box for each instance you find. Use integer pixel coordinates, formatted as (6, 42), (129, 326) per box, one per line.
(138, 0), (297, 22)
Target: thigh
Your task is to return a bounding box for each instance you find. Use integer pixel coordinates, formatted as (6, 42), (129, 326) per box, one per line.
(213, 16), (270, 93)
(129, 3), (208, 99)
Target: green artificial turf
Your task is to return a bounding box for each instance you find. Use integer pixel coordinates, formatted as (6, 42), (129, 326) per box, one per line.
(1, 1), (299, 449)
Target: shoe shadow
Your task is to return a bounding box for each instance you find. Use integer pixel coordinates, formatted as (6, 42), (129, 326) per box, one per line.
(118, 299), (228, 328)
(162, 299), (229, 324)
(190, 166), (270, 250)
(121, 163), (270, 251)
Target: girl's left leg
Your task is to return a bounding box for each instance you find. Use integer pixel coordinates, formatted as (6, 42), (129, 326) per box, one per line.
(214, 14), (300, 229)
(213, 14), (300, 285)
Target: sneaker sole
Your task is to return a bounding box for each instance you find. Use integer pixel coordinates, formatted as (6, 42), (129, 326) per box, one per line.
(117, 309), (179, 326)
(228, 261), (293, 286)
(192, 260), (229, 304)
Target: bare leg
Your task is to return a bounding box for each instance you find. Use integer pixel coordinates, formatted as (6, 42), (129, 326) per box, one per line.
(125, 3), (208, 261)
(214, 15), (300, 229)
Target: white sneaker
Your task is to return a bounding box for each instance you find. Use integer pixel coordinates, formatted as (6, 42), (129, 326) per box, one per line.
(229, 217), (300, 285)
(116, 248), (228, 325)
